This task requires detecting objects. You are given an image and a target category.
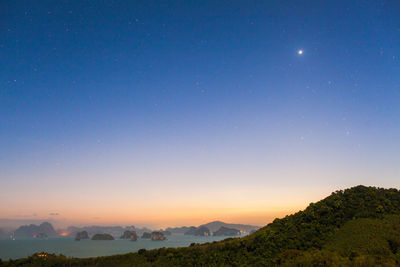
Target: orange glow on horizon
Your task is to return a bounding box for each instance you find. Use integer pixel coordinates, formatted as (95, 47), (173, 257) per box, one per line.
(0, 184), (330, 229)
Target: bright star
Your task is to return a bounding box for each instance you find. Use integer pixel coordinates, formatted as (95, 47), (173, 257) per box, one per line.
(298, 50), (303, 55)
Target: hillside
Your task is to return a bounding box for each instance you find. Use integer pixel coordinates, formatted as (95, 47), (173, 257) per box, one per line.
(3, 185), (400, 266)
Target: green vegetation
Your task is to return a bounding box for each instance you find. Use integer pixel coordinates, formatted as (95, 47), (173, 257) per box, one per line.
(3, 185), (400, 266)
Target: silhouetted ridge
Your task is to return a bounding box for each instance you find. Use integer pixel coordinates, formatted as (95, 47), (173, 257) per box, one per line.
(252, 185), (400, 252)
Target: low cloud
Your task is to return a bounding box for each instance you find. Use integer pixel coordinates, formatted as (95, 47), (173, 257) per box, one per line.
(0, 218), (56, 228)
(14, 213), (37, 218)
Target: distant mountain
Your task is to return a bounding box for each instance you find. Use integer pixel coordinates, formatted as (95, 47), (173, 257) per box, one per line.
(165, 226), (195, 234)
(120, 230), (137, 241)
(67, 225), (152, 237)
(141, 232), (151, 238)
(183, 226), (197, 235)
(151, 232), (166, 241)
(168, 221), (259, 235)
(199, 221), (259, 233)
(63, 222), (256, 238)
(194, 226), (211, 236)
(14, 222), (57, 238)
(213, 226), (241, 236)
(67, 226), (124, 237)
(125, 226), (153, 235)
(74, 231), (89, 241)
(183, 226), (211, 236)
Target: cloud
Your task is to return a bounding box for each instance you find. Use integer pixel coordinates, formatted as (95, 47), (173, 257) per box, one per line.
(14, 213), (37, 218)
(49, 213), (59, 216)
(0, 218), (56, 228)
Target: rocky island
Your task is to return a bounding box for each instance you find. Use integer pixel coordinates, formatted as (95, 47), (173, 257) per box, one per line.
(150, 231), (166, 241)
(213, 226), (241, 236)
(14, 222), (57, 238)
(184, 226), (211, 236)
(183, 226), (197, 235)
(199, 221), (259, 233)
(91, 233), (114, 240)
(141, 232), (151, 238)
(75, 231), (89, 241)
(194, 226), (211, 236)
(165, 226), (193, 234)
(120, 230), (137, 241)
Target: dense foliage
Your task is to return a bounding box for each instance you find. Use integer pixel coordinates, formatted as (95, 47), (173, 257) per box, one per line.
(3, 185), (400, 266)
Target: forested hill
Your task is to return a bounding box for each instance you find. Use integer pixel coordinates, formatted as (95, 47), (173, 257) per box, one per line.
(4, 185), (400, 266)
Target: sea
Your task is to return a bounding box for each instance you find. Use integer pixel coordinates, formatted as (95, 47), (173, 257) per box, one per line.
(0, 234), (233, 260)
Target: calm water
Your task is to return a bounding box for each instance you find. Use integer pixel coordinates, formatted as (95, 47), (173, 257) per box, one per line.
(0, 234), (232, 260)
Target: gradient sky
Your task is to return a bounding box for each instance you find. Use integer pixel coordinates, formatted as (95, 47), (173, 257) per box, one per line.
(1, 0), (399, 228)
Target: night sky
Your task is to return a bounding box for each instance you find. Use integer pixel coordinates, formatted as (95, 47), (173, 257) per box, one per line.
(1, 1), (399, 227)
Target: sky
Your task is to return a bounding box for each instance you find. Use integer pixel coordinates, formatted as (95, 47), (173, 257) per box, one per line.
(1, 0), (399, 228)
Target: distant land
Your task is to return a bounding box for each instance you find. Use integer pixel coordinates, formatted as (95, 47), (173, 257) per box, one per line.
(5, 186), (400, 266)
(199, 221), (259, 233)
(183, 226), (211, 236)
(14, 222), (57, 238)
(120, 230), (138, 241)
(213, 226), (241, 236)
(66, 225), (153, 238)
(165, 226), (193, 234)
(1, 220), (258, 240)
(167, 221), (259, 235)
